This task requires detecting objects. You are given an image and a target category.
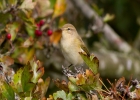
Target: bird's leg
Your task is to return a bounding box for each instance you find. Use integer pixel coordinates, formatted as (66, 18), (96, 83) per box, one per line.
(68, 64), (73, 68)
(75, 65), (84, 74)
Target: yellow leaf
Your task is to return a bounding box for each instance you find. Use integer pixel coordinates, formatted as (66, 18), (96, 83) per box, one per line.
(50, 29), (62, 46)
(103, 13), (115, 22)
(76, 73), (86, 85)
(17, 48), (35, 64)
(52, 0), (66, 18)
(22, 37), (34, 48)
(1, 56), (14, 66)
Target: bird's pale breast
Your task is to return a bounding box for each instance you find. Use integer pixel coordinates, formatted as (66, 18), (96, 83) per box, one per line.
(60, 36), (84, 66)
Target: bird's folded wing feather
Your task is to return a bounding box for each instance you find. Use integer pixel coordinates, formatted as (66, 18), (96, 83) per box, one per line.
(80, 44), (90, 56)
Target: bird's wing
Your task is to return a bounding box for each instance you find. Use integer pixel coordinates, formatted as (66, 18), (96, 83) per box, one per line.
(78, 37), (90, 56)
(80, 44), (90, 56)
(76, 34), (90, 56)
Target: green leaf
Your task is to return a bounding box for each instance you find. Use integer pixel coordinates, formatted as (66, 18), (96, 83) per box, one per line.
(0, 13), (11, 24)
(30, 60), (44, 83)
(0, 0), (7, 11)
(25, 24), (36, 37)
(68, 76), (77, 84)
(8, 0), (17, 6)
(0, 0), (17, 13)
(17, 9), (36, 37)
(12, 47), (35, 64)
(82, 74), (102, 92)
(53, 90), (66, 100)
(1, 82), (15, 100)
(5, 22), (20, 41)
(21, 63), (35, 92)
(53, 90), (73, 100)
(68, 70), (102, 92)
(68, 82), (79, 92)
(12, 68), (23, 93)
(79, 53), (99, 74)
(50, 0), (56, 8)
(67, 93), (73, 100)
(18, 9), (35, 24)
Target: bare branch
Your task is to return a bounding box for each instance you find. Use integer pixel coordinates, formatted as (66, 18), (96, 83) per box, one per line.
(70, 0), (132, 53)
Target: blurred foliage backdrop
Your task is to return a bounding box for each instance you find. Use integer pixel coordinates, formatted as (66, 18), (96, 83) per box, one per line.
(0, 0), (140, 98)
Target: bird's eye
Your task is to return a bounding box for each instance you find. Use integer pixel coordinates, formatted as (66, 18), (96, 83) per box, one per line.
(67, 28), (70, 30)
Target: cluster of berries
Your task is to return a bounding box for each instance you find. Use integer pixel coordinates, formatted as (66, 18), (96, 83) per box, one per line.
(6, 20), (53, 40)
(35, 20), (53, 37)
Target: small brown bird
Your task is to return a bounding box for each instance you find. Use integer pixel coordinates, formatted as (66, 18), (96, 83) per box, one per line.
(60, 24), (90, 66)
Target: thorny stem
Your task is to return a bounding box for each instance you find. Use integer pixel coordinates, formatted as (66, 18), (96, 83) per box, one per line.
(107, 78), (113, 86)
(99, 79), (110, 92)
(98, 88), (110, 94)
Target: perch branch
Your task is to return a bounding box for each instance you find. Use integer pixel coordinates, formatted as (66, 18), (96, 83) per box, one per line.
(70, 0), (132, 53)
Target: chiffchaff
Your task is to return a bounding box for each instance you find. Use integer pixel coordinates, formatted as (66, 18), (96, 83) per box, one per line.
(60, 24), (90, 66)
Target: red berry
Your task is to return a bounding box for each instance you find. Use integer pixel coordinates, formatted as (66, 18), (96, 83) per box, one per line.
(35, 30), (42, 36)
(39, 20), (44, 26)
(6, 33), (11, 40)
(47, 29), (53, 36)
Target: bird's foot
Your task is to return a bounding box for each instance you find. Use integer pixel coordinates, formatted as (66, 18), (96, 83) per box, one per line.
(74, 65), (84, 74)
(62, 65), (74, 77)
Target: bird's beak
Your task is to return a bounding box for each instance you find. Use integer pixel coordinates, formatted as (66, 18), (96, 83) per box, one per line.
(58, 28), (62, 31)
(60, 28), (63, 31)
(60, 28), (62, 31)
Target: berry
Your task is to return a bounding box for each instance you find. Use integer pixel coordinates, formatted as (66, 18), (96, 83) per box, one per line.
(35, 30), (42, 36)
(6, 33), (11, 40)
(39, 20), (44, 26)
(36, 20), (44, 29)
(47, 29), (53, 36)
